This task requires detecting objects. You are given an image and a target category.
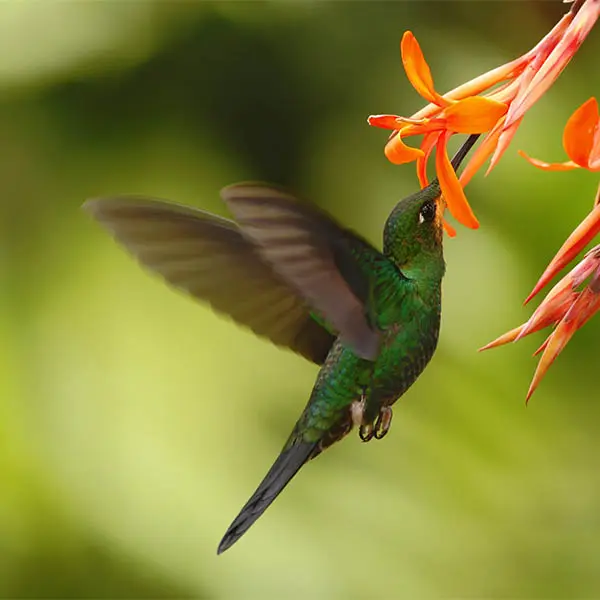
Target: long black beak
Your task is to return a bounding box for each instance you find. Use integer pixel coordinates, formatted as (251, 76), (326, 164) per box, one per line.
(423, 133), (480, 198)
(450, 134), (480, 172)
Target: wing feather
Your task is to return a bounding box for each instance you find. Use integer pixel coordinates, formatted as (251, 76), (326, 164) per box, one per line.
(83, 196), (335, 364)
(222, 184), (381, 360)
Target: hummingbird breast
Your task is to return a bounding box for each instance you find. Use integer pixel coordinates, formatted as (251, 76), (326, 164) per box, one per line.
(291, 285), (442, 461)
(375, 315), (441, 405)
(369, 275), (443, 406)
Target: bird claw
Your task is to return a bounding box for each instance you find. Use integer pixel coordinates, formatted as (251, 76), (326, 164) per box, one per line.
(373, 406), (392, 439)
(359, 422), (374, 442)
(352, 395), (375, 441)
(357, 406), (393, 442)
(353, 386), (393, 443)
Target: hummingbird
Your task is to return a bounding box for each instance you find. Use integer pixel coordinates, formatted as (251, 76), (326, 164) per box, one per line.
(84, 134), (478, 554)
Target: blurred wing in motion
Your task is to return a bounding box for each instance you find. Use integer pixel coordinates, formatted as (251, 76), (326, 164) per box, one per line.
(222, 183), (381, 361)
(83, 196), (335, 365)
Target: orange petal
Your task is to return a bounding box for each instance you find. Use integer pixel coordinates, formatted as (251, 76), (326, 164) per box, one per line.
(479, 325), (526, 351)
(409, 56), (528, 122)
(435, 131), (479, 229)
(571, 284), (600, 330)
(444, 97), (507, 134)
(411, 12), (571, 126)
(567, 245), (600, 287)
(442, 219), (457, 237)
(416, 131), (440, 187)
(563, 97), (599, 168)
(525, 204), (600, 303)
(502, 20), (561, 132)
(526, 329), (566, 402)
(368, 114), (404, 130)
(419, 132), (455, 238)
(368, 115), (433, 133)
(589, 112), (600, 168)
(516, 247), (600, 340)
(526, 286), (600, 402)
(507, 4), (599, 132)
(516, 287), (577, 341)
(487, 117), (523, 174)
(533, 337), (550, 357)
(384, 129), (425, 164)
(518, 150), (580, 171)
(459, 116), (505, 187)
(401, 31), (450, 107)
(487, 79), (520, 105)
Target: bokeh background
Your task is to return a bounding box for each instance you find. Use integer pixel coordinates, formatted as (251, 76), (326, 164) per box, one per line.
(1, 1), (600, 598)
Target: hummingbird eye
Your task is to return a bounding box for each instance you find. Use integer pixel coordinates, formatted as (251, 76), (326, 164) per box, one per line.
(418, 200), (436, 224)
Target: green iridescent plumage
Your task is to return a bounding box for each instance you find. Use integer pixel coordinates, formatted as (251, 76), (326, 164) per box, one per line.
(84, 135), (478, 555)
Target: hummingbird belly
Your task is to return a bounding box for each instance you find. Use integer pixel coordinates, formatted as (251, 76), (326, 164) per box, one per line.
(295, 306), (440, 459)
(373, 314), (441, 407)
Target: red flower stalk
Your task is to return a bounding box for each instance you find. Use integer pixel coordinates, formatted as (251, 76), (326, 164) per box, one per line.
(482, 184), (600, 401)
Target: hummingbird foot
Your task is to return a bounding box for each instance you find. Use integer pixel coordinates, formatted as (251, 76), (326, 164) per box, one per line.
(373, 406), (392, 440)
(357, 406), (392, 442)
(359, 422), (374, 442)
(353, 388), (375, 441)
(353, 398), (375, 441)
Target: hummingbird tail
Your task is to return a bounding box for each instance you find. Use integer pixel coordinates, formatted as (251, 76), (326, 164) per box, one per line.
(217, 441), (317, 554)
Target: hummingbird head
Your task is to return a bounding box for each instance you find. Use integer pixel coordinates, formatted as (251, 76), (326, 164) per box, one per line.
(382, 182), (446, 280)
(382, 134), (478, 281)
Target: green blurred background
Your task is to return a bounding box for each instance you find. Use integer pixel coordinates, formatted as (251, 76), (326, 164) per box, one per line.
(1, 1), (600, 598)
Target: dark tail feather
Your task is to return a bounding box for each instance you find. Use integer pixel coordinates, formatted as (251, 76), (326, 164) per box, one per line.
(217, 441), (317, 554)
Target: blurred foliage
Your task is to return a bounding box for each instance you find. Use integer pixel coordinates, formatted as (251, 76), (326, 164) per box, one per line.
(1, 1), (600, 598)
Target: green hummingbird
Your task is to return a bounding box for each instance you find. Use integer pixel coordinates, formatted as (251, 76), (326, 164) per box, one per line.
(84, 134), (478, 554)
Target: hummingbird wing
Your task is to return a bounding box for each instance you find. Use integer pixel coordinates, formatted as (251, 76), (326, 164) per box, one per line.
(83, 196), (336, 364)
(222, 183), (381, 361)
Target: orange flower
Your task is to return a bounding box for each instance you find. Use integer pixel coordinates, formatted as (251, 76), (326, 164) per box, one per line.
(520, 97), (600, 171)
(368, 0), (600, 234)
(368, 32), (507, 231)
(481, 243), (600, 402)
(481, 185), (600, 402)
(525, 194), (600, 302)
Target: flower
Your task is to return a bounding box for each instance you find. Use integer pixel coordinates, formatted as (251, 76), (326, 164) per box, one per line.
(524, 186), (600, 302)
(481, 241), (600, 402)
(368, 33), (506, 232)
(492, 98), (600, 342)
(520, 97), (600, 172)
(481, 183), (600, 401)
(368, 0), (600, 235)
